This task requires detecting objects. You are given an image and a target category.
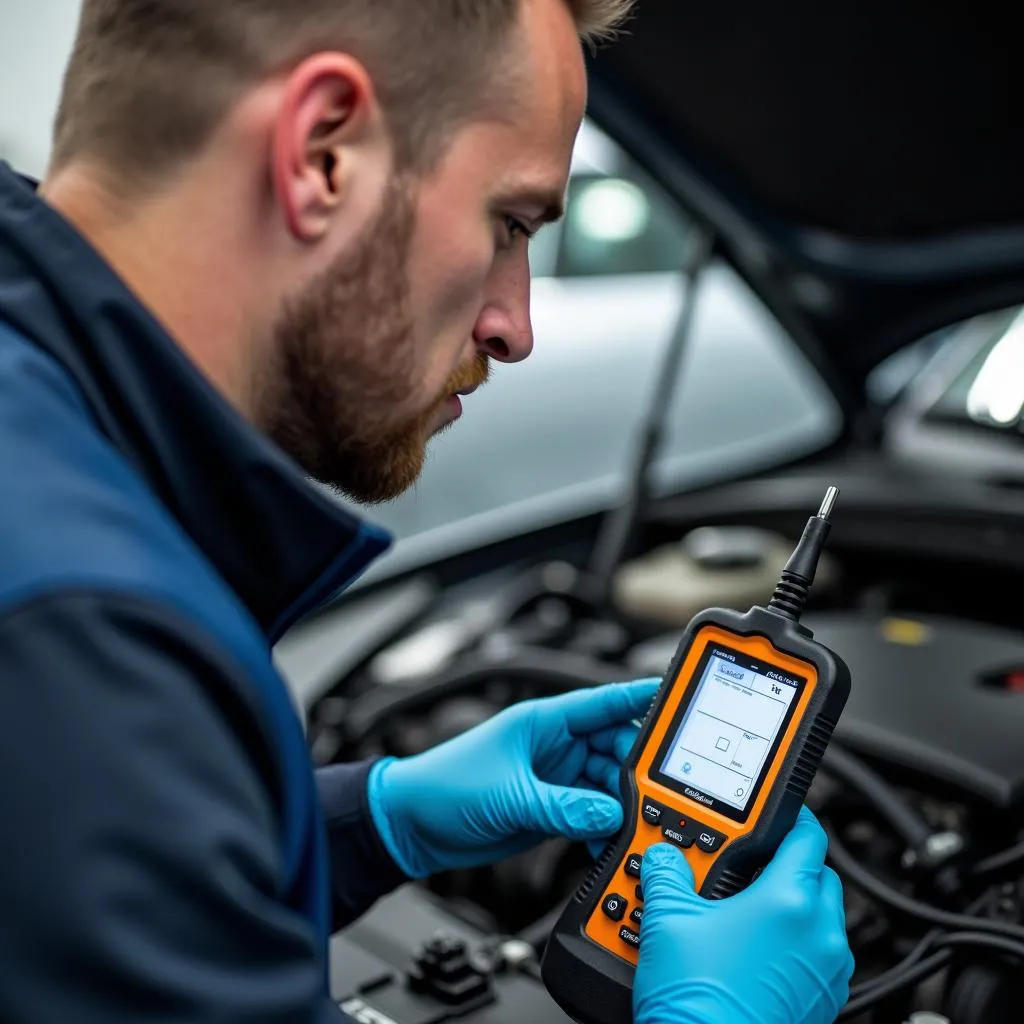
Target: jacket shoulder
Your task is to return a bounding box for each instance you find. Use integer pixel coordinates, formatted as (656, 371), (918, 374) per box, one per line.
(0, 319), (317, 876)
(0, 320), (264, 652)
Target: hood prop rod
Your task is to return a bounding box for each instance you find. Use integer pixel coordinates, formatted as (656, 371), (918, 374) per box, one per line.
(586, 225), (716, 611)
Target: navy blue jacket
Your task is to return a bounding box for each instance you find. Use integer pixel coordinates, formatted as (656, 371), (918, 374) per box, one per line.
(0, 163), (410, 1021)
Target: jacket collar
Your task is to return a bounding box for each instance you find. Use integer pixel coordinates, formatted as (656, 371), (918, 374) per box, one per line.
(0, 163), (391, 642)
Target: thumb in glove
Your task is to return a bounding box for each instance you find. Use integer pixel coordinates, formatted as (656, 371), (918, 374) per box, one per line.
(640, 842), (702, 912)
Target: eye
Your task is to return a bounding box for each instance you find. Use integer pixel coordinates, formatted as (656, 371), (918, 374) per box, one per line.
(503, 215), (534, 243)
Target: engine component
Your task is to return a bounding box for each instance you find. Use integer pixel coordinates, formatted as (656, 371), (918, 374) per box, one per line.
(407, 933), (492, 1008)
(331, 887), (572, 1024)
(812, 612), (1024, 812)
(944, 963), (1024, 1024)
(611, 526), (838, 627)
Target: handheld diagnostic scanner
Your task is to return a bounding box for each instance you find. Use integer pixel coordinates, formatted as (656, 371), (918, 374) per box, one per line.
(541, 488), (851, 1024)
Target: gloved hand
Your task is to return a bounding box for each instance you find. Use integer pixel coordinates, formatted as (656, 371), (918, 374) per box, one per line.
(367, 679), (659, 878)
(635, 806), (854, 1024)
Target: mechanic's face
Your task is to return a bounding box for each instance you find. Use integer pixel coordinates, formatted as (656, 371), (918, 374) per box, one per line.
(263, 0), (586, 504)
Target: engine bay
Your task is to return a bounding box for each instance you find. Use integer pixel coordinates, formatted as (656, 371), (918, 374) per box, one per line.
(303, 470), (1024, 1024)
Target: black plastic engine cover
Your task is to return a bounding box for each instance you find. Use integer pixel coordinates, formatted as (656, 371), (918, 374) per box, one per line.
(801, 611), (1024, 810)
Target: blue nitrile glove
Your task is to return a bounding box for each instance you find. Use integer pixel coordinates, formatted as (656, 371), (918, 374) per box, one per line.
(635, 806), (854, 1024)
(367, 679), (660, 878)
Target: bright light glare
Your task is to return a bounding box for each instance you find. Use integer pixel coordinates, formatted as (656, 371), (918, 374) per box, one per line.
(573, 179), (650, 243)
(967, 314), (1024, 426)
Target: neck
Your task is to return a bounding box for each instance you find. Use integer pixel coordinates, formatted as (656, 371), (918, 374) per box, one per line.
(39, 162), (267, 419)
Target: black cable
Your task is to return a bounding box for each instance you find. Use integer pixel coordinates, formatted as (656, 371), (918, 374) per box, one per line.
(840, 890), (994, 1016)
(843, 952), (948, 1018)
(821, 745), (934, 852)
(767, 487), (838, 621)
(838, 888), (995, 1016)
(974, 836), (1024, 878)
(826, 828), (1024, 945)
(841, 931), (1024, 1017)
(918, 928), (1024, 959)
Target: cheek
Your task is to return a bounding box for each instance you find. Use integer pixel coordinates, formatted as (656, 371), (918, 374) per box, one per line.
(407, 204), (494, 379)
(420, 237), (492, 331)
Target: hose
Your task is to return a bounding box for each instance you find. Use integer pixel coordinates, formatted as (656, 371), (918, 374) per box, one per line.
(821, 744), (934, 853)
(826, 829), (1024, 945)
(841, 930), (1024, 1017)
(973, 836), (1024, 878)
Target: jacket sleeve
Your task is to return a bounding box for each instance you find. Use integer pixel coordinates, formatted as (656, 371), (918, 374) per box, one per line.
(0, 589), (354, 1024)
(315, 763), (411, 929)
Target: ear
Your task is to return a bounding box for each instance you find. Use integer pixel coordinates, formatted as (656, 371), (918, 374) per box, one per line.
(271, 53), (384, 242)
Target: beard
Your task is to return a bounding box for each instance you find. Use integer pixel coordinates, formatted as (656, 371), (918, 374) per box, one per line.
(257, 176), (488, 505)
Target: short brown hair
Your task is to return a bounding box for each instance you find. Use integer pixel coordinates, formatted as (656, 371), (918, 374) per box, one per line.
(50, 0), (635, 185)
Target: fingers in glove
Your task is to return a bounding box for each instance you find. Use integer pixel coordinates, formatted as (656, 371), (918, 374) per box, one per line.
(534, 737), (588, 784)
(758, 805), (828, 887)
(552, 679), (660, 737)
(824, 937), (856, 1017)
(819, 864), (848, 932)
(588, 723), (641, 763)
(584, 751), (622, 794)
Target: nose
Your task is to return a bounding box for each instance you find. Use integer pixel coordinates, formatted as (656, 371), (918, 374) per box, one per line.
(472, 248), (534, 364)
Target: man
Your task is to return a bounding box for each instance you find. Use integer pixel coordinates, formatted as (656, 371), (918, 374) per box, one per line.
(0, 1), (853, 1021)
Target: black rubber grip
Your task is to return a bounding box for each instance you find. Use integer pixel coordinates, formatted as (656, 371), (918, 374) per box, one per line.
(705, 865), (755, 900)
(785, 713), (838, 802)
(573, 842), (619, 905)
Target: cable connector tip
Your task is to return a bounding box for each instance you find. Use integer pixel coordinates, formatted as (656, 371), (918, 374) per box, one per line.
(818, 486), (839, 521)
(768, 488), (839, 621)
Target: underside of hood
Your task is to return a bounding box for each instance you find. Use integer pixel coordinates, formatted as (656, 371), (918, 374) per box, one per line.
(587, 2), (1024, 409)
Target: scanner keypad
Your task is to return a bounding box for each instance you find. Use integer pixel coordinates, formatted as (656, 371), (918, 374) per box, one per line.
(643, 797), (726, 855)
(601, 893), (627, 921)
(588, 796), (730, 958)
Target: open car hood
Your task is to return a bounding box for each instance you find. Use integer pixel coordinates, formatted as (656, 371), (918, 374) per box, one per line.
(587, 2), (1024, 411)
